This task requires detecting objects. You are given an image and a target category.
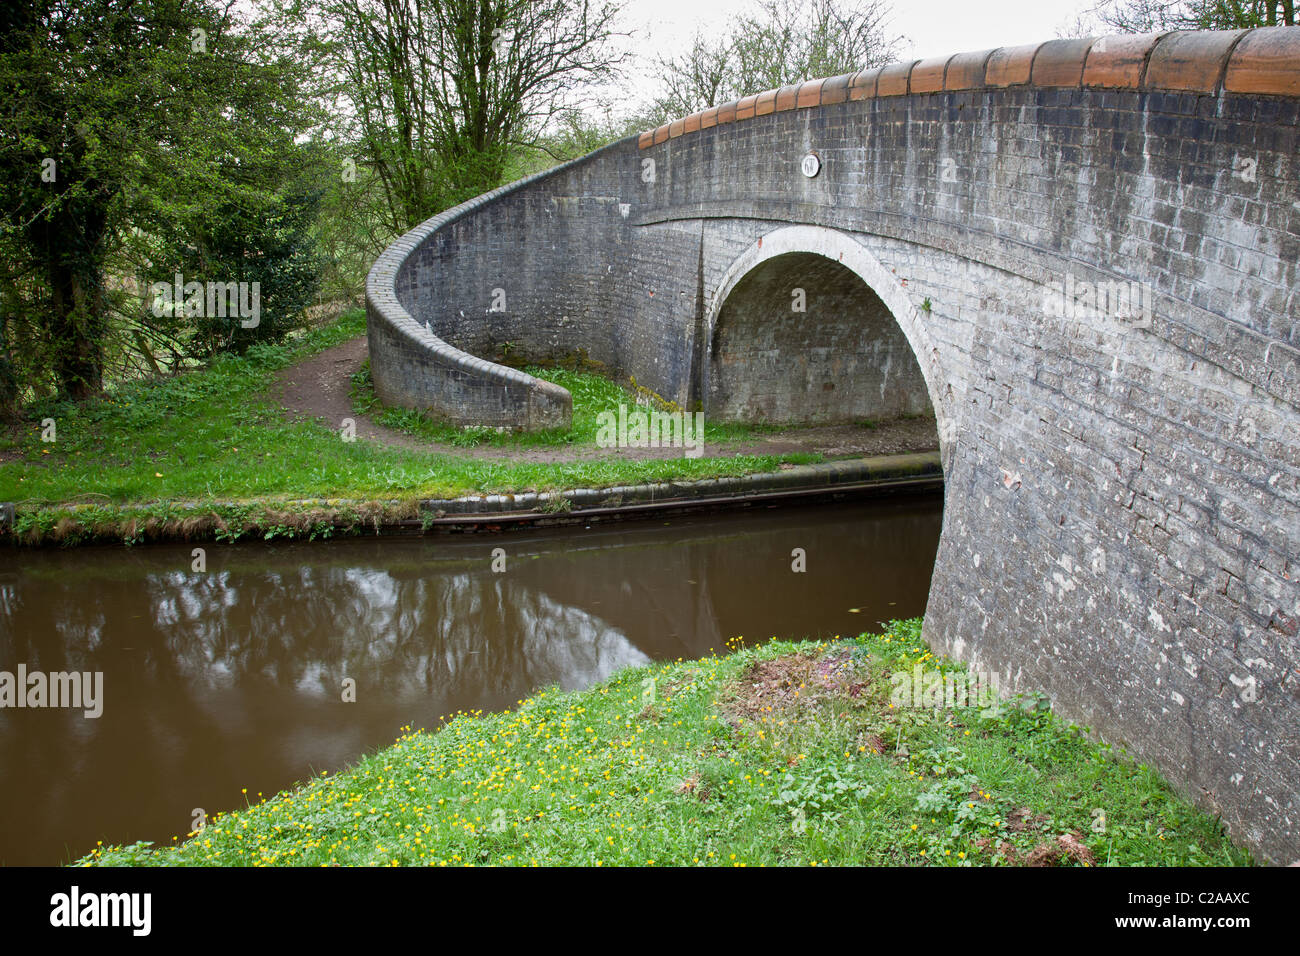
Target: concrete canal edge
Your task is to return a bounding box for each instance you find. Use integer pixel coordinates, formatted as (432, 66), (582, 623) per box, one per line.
(416, 452), (941, 529)
(0, 453), (942, 543)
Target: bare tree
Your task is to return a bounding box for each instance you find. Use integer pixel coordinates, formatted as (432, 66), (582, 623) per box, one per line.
(652, 0), (904, 120)
(733, 0), (902, 92)
(1088, 0), (1294, 31)
(653, 32), (739, 120)
(321, 0), (628, 231)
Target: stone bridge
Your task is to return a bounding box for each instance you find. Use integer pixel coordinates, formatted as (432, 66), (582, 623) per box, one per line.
(366, 28), (1300, 861)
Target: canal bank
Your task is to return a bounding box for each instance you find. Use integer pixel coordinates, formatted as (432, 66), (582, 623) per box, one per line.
(0, 309), (944, 548)
(0, 452), (941, 546)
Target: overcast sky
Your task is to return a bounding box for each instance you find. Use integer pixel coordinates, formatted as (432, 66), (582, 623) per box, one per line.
(612, 0), (1099, 112)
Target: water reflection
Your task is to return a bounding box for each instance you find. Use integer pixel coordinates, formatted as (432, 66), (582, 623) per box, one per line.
(0, 494), (940, 865)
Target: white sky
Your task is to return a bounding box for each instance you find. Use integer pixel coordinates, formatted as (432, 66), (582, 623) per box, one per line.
(611, 0), (1099, 111)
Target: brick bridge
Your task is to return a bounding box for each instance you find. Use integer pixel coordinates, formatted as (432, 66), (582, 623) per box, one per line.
(366, 28), (1300, 862)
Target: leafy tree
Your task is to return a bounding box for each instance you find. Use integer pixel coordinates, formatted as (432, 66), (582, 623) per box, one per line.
(147, 180), (324, 358)
(0, 0), (323, 401)
(505, 107), (655, 178)
(732, 0), (902, 92)
(308, 141), (394, 305)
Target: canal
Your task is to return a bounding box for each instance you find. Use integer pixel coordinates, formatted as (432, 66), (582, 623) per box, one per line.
(0, 493), (941, 865)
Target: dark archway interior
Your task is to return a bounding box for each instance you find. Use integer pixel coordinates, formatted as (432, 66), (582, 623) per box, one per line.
(707, 252), (934, 424)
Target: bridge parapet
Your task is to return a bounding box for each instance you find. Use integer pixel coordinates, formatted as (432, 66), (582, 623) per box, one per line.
(638, 27), (1300, 149)
(364, 160), (580, 429)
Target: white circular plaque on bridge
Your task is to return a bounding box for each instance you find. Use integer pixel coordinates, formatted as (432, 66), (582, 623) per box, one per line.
(800, 152), (821, 178)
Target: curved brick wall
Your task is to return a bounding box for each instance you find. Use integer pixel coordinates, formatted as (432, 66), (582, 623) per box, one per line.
(365, 167), (580, 429)
(366, 27), (1300, 861)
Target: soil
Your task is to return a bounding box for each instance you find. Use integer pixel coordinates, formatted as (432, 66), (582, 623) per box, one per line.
(1025, 832), (1097, 867)
(273, 336), (942, 464)
(722, 648), (872, 725)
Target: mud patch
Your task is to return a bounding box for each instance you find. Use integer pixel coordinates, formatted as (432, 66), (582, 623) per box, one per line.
(675, 773), (710, 802)
(973, 838), (1023, 865)
(1006, 807), (1051, 833)
(721, 648), (876, 724)
(1026, 832), (1096, 867)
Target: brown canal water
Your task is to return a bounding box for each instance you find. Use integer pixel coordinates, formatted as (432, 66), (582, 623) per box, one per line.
(0, 494), (941, 866)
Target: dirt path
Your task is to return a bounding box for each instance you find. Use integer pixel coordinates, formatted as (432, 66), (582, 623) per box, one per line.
(272, 336), (941, 463)
(274, 336), (430, 452)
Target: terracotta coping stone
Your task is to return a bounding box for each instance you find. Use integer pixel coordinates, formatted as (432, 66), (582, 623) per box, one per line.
(985, 43), (1039, 87)
(797, 79), (825, 108)
(849, 67), (881, 100)
(944, 49), (996, 90)
(1031, 37), (1097, 86)
(1224, 26), (1300, 96)
(819, 73), (854, 105)
(877, 60), (917, 96)
(1144, 29), (1248, 92)
(1082, 32), (1167, 88)
(637, 28), (1299, 147)
(910, 54), (951, 93)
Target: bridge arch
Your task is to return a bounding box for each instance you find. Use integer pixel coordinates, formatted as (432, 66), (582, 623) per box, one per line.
(703, 225), (956, 471)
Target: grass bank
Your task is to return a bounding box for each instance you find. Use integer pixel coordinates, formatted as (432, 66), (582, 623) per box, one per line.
(0, 309), (816, 545)
(351, 358), (767, 449)
(80, 621), (1250, 867)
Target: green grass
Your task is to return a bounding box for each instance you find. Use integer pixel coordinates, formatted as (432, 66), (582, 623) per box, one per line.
(351, 359), (771, 449)
(80, 620), (1251, 867)
(0, 309), (814, 526)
